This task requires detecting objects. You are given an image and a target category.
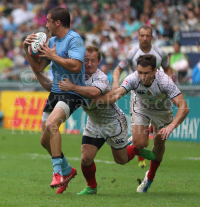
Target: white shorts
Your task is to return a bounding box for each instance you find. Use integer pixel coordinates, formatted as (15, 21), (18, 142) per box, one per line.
(42, 112), (50, 122)
(131, 107), (173, 130)
(83, 116), (128, 149)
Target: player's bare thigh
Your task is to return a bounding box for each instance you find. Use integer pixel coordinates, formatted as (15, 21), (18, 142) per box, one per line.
(132, 125), (149, 149)
(45, 108), (66, 133)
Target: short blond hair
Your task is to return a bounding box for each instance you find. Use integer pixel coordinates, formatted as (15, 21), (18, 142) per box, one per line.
(86, 45), (101, 61)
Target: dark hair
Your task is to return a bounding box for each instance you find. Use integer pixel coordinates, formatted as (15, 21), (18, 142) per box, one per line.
(48, 7), (70, 28)
(137, 55), (156, 70)
(138, 25), (152, 35)
(86, 45), (101, 61)
(174, 41), (181, 47)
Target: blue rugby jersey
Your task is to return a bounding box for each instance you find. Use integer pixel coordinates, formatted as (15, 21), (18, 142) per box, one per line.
(48, 29), (88, 105)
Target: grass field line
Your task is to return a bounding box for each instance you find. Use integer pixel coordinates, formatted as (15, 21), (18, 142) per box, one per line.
(1, 153), (200, 162)
(25, 153), (116, 164)
(184, 157), (200, 160)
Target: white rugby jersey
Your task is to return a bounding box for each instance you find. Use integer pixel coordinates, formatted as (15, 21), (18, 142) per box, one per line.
(82, 69), (124, 124)
(118, 44), (169, 74)
(121, 70), (181, 112)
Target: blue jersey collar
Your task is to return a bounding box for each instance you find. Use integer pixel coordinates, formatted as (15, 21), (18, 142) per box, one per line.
(58, 29), (72, 42)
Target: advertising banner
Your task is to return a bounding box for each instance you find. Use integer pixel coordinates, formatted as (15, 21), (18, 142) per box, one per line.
(1, 91), (65, 133)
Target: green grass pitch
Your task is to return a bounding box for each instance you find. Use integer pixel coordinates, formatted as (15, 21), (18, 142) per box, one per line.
(0, 128), (200, 207)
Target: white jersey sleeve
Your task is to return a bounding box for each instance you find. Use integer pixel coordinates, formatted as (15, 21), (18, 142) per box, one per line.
(118, 46), (139, 70)
(152, 45), (169, 69)
(157, 72), (181, 99)
(120, 72), (140, 92)
(90, 69), (110, 94)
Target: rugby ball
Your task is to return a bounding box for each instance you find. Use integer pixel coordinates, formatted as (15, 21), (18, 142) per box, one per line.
(28, 32), (49, 57)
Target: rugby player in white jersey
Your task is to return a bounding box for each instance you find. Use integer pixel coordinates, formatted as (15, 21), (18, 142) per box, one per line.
(112, 25), (173, 167)
(94, 54), (189, 193)
(34, 46), (155, 195)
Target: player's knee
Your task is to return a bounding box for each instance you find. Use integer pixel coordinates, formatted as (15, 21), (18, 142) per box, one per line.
(45, 121), (59, 134)
(114, 157), (127, 165)
(154, 139), (165, 149)
(81, 154), (94, 166)
(40, 137), (47, 148)
(133, 140), (148, 150)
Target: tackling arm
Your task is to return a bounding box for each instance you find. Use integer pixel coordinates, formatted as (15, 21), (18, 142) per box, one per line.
(112, 66), (123, 90)
(58, 79), (101, 99)
(93, 87), (127, 105)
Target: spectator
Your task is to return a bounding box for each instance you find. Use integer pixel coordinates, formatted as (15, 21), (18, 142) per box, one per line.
(0, 47), (14, 80)
(11, 4), (35, 25)
(42, 0), (57, 15)
(33, 5), (46, 27)
(100, 56), (114, 83)
(187, 11), (198, 31)
(71, 5), (82, 31)
(26, 0), (35, 11)
(80, 10), (93, 32)
(170, 41), (190, 83)
(3, 15), (18, 32)
(150, 19), (159, 39)
(0, 27), (5, 45)
(162, 20), (174, 45)
(192, 60), (200, 84)
(0, 10), (9, 25)
(91, 1), (101, 16)
(58, 0), (67, 9)
(100, 31), (118, 54)
(125, 17), (140, 36)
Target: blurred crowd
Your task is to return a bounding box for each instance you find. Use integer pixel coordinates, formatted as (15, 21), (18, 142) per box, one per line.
(0, 0), (199, 84)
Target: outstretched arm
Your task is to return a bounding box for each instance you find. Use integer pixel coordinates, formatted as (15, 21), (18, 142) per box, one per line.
(93, 87), (127, 105)
(159, 94), (189, 140)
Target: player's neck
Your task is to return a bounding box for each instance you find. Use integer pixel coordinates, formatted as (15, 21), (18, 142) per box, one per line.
(140, 45), (152, 53)
(56, 28), (70, 39)
(143, 76), (155, 87)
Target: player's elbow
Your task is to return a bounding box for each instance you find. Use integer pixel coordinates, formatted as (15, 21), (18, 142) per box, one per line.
(184, 106), (189, 116)
(34, 66), (44, 73)
(73, 61), (82, 73)
(73, 66), (81, 73)
(90, 91), (101, 99)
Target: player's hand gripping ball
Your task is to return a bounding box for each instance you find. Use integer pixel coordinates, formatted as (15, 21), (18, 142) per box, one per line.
(28, 32), (49, 57)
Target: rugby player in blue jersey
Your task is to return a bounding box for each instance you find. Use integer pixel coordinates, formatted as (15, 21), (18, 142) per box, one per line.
(23, 7), (87, 191)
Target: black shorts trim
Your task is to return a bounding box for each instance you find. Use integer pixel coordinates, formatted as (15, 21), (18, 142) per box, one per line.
(82, 135), (105, 150)
(43, 92), (84, 115)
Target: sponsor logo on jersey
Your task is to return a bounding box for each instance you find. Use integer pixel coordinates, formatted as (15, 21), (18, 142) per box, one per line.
(137, 90), (145, 94)
(62, 51), (69, 58)
(123, 80), (129, 85)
